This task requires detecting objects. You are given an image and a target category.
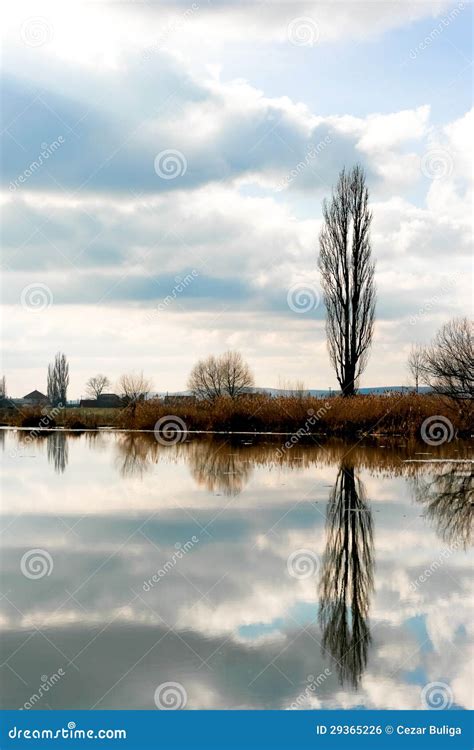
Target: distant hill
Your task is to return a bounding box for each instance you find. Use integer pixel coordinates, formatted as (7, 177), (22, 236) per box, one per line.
(258, 386), (431, 397)
(154, 386), (430, 398)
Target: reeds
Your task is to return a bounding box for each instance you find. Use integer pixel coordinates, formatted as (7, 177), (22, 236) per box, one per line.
(4, 392), (466, 437)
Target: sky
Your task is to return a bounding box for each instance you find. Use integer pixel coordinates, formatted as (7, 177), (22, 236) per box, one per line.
(1, 0), (472, 397)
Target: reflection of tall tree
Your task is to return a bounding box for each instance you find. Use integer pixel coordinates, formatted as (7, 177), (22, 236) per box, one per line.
(187, 441), (253, 496)
(318, 464), (374, 688)
(414, 465), (473, 548)
(47, 431), (68, 474)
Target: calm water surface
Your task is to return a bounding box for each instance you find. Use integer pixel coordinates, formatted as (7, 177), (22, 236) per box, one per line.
(0, 429), (472, 710)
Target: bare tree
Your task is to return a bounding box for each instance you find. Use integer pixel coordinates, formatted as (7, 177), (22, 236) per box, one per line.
(421, 317), (473, 403)
(318, 165), (376, 396)
(407, 343), (425, 393)
(117, 372), (152, 405)
(0, 375), (6, 399)
(188, 355), (224, 401)
(47, 352), (69, 406)
(188, 351), (254, 400)
(86, 374), (111, 399)
(47, 365), (55, 404)
(220, 351), (255, 398)
(278, 378), (309, 399)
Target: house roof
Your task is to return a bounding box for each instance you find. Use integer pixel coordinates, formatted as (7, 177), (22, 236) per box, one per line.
(79, 399), (98, 407)
(23, 390), (47, 400)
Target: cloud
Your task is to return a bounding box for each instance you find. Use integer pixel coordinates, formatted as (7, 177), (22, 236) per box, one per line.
(0, 51), (440, 198)
(425, 108), (473, 222)
(2, 432), (472, 709)
(2, 0), (458, 70)
(1, 0), (471, 392)
(3, 176), (470, 319)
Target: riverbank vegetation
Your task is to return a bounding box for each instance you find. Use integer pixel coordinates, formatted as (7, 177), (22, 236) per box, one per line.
(2, 392), (471, 438)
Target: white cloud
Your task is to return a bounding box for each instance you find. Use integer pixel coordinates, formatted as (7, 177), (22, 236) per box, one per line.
(1, 1), (471, 392)
(426, 108), (474, 222)
(2, 0), (458, 70)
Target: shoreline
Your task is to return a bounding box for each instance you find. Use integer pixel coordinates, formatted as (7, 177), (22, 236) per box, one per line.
(1, 392), (471, 439)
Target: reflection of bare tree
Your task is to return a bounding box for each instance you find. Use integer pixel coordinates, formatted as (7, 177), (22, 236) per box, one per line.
(187, 441), (253, 496)
(414, 465), (473, 548)
(183, 436), (472, 479)
(114, 433), (159, 477)
(113, 434), (254, 491)
(110, 434), (471, 491)
(85, 431), (108, 452)
(318, 464), (374, 688)
(47, 431), (69, 474)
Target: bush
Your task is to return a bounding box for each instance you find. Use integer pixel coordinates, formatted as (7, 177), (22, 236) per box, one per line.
(21, 413), (57, 428)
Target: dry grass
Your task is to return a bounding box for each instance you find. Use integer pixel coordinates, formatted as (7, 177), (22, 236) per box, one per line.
(0, 406), (121, 430)
(133, 393), (471, 437)
(1, 392), (470, 437)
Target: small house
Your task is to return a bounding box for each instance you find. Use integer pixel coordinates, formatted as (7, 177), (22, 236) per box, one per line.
(80, 393), (122, 408)
(23, 390), (49, 405)
(97, 393), (122, 407)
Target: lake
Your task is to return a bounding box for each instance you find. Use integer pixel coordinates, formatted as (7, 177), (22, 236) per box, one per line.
(0, 428), (472, 710)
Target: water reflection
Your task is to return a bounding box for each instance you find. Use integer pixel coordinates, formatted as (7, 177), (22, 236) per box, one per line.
(318, 464), (374, 687)
(1, 429), (472, 710)
(47, 431), (69, 474)
(414, 465), (473, 548)
(114, 433), (159, 477)
(108, 433), (472, 490)
(187, 441), (253, 496)
(11, 428), (472, 487)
